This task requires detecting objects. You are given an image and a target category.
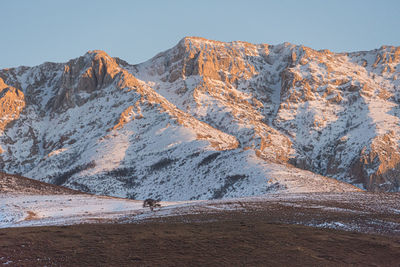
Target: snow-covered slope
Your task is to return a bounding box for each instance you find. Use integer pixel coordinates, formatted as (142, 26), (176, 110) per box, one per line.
(2, 191), (399, 237)
(132, 38), (400, 192)
(1, 37), (398, 199)
(0, 172), (358, 230)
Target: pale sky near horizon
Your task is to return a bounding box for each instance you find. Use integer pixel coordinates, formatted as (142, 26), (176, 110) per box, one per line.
(1, 0), (399, 69)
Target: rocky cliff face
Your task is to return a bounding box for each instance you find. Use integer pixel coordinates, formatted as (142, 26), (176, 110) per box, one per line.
(0, 77), (25, 132)
(0, 37), (398, 199)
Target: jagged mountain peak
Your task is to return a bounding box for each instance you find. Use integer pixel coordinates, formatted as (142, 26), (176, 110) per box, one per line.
(178, 36), (261, 49)
(85, 49), (112, 57)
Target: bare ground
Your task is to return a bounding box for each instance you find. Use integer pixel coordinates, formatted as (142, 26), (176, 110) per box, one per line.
(1, 207), (399, 266)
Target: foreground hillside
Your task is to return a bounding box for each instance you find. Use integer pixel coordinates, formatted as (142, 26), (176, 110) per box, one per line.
(0, 37), (399, 198)
(1, 205), (399, 266)
(0, 172), (80, 195)
(0, 172), (182, 228)
(1, 173), (399, 265)
(2, 178), (398, 236)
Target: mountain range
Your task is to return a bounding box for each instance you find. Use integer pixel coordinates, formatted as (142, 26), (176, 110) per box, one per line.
(1, 37), (399, 200)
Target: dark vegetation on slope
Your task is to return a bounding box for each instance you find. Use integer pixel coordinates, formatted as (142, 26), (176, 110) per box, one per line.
(198, 152), (220, 167)
(149, 157), (176, 172)
(0, 172), (82, 195)
(52, 161), (96, 186)
(211, 174), (248, 199)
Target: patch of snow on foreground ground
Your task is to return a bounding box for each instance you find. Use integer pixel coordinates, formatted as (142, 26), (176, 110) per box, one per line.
(1, 192), (399, 237)
(0, 194), (188, 228)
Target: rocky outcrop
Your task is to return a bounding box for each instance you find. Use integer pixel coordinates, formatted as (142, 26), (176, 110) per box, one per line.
(0, 78), (25, 131)
(51, 50), (123, 112)
(350, 132), (400, 192)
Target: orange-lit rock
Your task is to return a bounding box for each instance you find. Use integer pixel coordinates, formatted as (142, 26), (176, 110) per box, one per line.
(0, 78), (25, 131)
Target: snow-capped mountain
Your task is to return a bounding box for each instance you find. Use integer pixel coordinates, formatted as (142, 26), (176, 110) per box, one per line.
(0, 37), (398, 199)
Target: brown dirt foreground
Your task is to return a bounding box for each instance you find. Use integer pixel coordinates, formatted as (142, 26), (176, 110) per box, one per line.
(1, 212), (400, 267)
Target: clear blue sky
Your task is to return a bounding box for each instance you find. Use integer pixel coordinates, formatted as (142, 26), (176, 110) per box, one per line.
(1, 0), (399, 68)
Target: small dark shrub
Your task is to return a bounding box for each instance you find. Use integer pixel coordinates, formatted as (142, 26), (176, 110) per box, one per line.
(143, 198), (161, 211)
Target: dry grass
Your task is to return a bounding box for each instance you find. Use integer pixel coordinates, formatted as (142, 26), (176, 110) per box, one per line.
(1, 211), (399, 266)
(24, 211), (38, 221)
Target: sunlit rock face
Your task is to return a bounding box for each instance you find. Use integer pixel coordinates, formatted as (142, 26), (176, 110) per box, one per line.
(0, 37), (399, 199)
(0, 78), (25, 131)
